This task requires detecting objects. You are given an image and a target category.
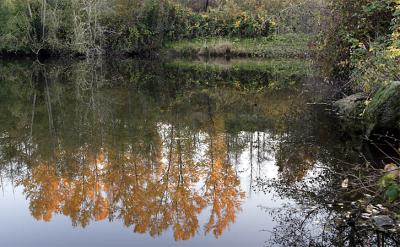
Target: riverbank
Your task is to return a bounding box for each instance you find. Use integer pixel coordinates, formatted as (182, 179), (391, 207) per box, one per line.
(334, 82), (400, 137)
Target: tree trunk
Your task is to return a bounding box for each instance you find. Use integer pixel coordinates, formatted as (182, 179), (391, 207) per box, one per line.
(42, 0), (46, 40)
(205, 0), (209, 12)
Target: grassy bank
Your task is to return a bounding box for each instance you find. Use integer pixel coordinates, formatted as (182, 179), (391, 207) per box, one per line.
(163, 34), (311, 58)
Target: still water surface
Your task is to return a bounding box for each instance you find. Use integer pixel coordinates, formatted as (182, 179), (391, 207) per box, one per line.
(0, 58), (362, 246)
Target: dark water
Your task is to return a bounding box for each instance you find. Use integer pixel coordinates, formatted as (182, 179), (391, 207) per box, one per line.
(0, 58), (395, 246)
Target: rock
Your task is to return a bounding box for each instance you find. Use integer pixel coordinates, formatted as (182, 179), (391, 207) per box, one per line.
(364, 81), (400, 134)
(333, 93), (367, 142)
(372, 215), (394, 229)
(334, 93), (367, 118)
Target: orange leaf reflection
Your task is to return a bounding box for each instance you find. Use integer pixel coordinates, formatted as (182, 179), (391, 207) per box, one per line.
(20, 123), (245, 241)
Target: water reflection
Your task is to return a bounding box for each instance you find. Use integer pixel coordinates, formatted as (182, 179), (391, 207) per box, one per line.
(0, 58), (359, 245)
(20, 131), (243, 240)
(260, 178), (400, 246)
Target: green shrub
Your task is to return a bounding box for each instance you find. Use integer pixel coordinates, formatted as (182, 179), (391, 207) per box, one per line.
(117, 1), (276, 52)
(318, 0), (395, 79)
(379, 164), (400, 202)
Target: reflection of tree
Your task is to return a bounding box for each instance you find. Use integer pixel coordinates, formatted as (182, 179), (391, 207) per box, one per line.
(258, 163), (400, 246)
(22, 164), (61, 222)
(203, 114), (245, 238)
(0, 59), (342, 242)
(18, 125), (243, 240)
(4, 71), (248, 240)
(263, 202), (400, 246)
(275, 142), (318, 183)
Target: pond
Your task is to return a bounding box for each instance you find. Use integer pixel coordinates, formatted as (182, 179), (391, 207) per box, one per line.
(0, 58), (395, 246)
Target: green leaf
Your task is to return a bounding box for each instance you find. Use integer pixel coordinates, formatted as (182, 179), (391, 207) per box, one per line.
(385, 184), (399, 202)
(378, 173), (397, 188)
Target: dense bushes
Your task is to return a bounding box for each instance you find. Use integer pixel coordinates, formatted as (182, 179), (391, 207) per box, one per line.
(197, 0), (326, 34)
(0, 1), (31, 54)
(0, 0), (275, 56)
(0, 0), (329, 57)
(106, 1), (275, 53)
(349, 1), (400, 93)
(319, 0), (400, 93)
(0, 0), (108, 56)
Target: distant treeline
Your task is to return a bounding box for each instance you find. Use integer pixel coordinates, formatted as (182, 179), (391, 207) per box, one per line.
(0, 0), (325, 57)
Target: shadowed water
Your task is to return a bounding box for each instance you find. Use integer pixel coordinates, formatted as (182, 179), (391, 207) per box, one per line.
(0, 58), (396, 246)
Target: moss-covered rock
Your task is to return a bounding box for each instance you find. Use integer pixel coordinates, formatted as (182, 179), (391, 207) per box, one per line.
(334, 93), (367, 118)
(364, 81), (400, 134)
(333, 93), (367, 140)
